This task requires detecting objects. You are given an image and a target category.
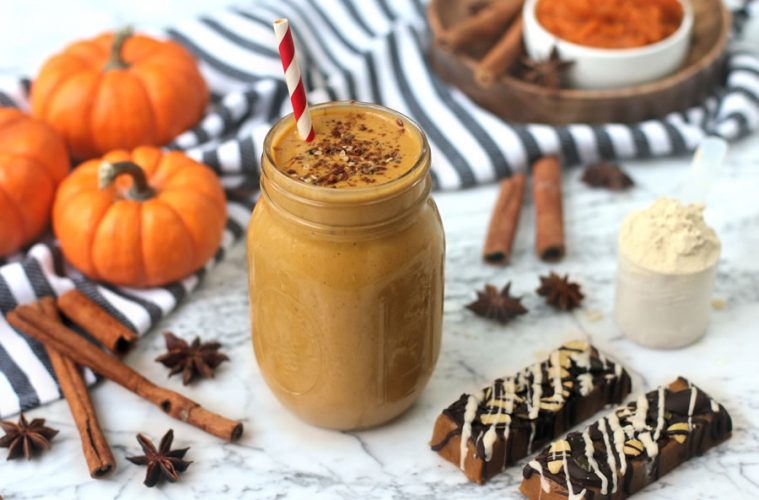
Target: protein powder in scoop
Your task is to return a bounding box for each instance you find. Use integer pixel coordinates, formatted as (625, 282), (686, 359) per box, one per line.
(614, 197), (721, 349)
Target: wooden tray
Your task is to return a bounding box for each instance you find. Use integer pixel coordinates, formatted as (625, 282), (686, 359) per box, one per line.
(428, 0), (731, 125)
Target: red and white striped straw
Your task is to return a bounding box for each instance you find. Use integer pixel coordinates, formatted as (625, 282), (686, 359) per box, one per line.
(273, 18), (315, 142)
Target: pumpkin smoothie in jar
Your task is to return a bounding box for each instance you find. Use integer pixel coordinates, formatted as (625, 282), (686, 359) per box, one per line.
(248, 101), (444, 430)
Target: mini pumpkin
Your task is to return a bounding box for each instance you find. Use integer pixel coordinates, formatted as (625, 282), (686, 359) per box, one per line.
(53, 146), (226, 287)
(0, 108), (69, 257)
(31, 28), (208, 160)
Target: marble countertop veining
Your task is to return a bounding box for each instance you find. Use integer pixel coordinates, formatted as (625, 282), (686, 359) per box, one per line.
(1, 147), (758, 500)
(1, 1), (759, 499)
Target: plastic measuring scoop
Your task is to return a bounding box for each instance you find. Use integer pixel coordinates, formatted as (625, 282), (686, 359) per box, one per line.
(677, 136), (728, 204)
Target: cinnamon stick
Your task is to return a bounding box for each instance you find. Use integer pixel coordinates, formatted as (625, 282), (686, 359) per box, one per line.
(483, 173), (526, 264)
(37, 298), (116, 478)
(532, 156), (565, 261)
(57, 289), (138, 355)
(439, 0), (524, 52)
(8, 306), (243, 442)
(475, 16), (524, 87)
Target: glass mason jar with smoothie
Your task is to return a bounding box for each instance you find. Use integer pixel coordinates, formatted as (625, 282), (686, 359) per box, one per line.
(247, 101), (445, 430)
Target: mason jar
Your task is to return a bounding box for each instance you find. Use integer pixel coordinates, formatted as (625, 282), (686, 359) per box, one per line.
(247, 102), (444, 430)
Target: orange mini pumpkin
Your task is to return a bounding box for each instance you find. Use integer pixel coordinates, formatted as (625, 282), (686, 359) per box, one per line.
(0, 108), (69, 257)
(31, 28), (208, 160)
(53, 146), (227, 288)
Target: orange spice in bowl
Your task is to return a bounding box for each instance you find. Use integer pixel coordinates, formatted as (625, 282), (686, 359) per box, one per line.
(536, 0), (684, 49)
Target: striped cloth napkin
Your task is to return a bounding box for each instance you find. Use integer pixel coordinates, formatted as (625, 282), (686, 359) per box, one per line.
(0, 0), (757, 418)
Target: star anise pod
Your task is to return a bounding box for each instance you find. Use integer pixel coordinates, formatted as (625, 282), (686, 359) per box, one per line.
(519, 46), (574, 89)
(536, 273), (584, 311)
(0, 413), (58, 460)
(467, 283), (528, 324)
(155, 332), (229, 385)
(127, 429), (192, 487)
(581, 161), (634, 191)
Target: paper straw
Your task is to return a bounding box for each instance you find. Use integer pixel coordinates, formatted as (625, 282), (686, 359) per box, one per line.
(273, 18), (315, 142)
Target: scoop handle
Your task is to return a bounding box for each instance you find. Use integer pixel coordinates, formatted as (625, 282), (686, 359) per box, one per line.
(679, 137), (728, 204)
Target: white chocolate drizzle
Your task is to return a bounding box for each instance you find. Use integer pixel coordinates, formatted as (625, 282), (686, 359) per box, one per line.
(460, 393), (480, 469)
(548, 351), (564, 404)
(607, 411), (627, 475)
(527, 362), (543, 420)
(653, 386), (666, 440)
(582, 428), (608, 494)
(598, 352), (608, 369)
(687, 385), (698, 431)
(711, 399), (720, 413)
(481, 378), (516, 462)
(630, 393), (658, 457)
(479, 385), (496, 461)
(630, 394), (648, 431)
(562, 449), (587, 500)
(598, 417), (619, 493)
(578, 373), (593, 396)
(480, 427), (498, 463)
(640, 432), (658, 458)
(571, 347), (591, 370)
(528, 460), (551, 493)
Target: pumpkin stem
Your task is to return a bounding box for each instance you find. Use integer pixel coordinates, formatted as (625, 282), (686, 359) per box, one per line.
(99, 161), (155, 201)
(103, 27), (133, 71)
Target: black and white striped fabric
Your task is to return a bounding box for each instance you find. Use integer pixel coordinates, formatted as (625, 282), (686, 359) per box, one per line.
(0, 0), (757, 417)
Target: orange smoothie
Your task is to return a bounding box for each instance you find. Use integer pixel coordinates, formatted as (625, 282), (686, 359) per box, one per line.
(248, 102), (444, 430)
(273, 104), (419, 188)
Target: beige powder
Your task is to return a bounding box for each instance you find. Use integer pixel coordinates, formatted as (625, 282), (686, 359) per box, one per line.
(615, 197), (721, 349)
(618, 197), (720, 274)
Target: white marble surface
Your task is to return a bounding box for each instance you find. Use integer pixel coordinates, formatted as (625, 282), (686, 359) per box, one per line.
(1, 2), (759, 499)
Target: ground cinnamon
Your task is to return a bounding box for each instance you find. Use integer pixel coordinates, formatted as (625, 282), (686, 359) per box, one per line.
(483, 173), (526, 264)
(8, 305), (243, 442)
(475, 16), (524, 87)
(57, 289), (138, 355)
(37, 297), (116, 478)
(439, 0), (524, 51)
(536, 0), (684, 49)
(532, 156), (565, 261)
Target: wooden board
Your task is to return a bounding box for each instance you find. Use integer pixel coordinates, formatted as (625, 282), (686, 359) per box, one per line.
(428, 0), (731, 125)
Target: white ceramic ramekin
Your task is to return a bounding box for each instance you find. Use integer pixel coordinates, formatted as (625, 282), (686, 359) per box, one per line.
(522, 0), (694, 90)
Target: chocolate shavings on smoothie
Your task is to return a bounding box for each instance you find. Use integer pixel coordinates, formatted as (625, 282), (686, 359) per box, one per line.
(283, 113), (406, 188)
